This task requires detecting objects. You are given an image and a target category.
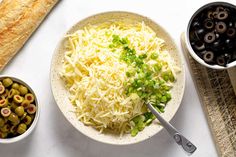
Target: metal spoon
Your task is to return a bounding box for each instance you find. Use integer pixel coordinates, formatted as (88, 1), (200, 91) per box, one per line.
(147, 103), (197, 155)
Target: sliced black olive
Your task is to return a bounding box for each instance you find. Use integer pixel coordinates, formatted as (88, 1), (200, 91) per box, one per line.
(217, 11), (228, 20)
(221, 46), (227, 52)
(198, 50), (208, 56)
(215, 22), (227, 34)
(189, 30), (197, 41)
(216, 6), (225, 12)
(213, 11), (219, 18)
(225, 39), (234, 49)
(215, 33), (220, 39)
(203, 51), (214, 63)
(204, 19), (214, 30)
(216, 55), (226, 66)
(226, 28), (236, 38)
(194, 28), (205, 40)
(207, 11), (214, 19)
(191, 41), (205, 51)
(204, 32), (216, 43)
(224, 53), (232, 64)
(192, 21), (201, 29)
(211, 39), (223, 51)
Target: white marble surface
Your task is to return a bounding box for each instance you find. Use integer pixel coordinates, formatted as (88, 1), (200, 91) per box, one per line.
(2, 0), (235, 156)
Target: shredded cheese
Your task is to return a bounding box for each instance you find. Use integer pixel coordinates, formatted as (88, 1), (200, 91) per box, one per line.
(60, 22), (176, 135)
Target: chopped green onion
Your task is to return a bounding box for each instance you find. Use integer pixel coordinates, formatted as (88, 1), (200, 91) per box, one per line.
(139, 54), (147, 59)
(165, 92), (171, 101)
(131, 127), (139, 137)
(153, 63), (162, 72)
(126, 72), (131, 77)
(161, 96), (167, 103)
(151, 52), (158, 59)
(109, 35), (175, 136)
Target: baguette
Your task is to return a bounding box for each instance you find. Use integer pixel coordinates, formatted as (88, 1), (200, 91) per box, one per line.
(0, 0), (58, 71)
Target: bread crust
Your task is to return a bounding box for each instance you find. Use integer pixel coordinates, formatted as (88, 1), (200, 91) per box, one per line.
(0, 0), (58, 71)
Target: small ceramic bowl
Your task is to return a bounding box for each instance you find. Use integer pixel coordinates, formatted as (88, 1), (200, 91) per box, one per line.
(185, 1), (236, 69)
(0, 76), (40, 144)
(51, 11), (185, 145)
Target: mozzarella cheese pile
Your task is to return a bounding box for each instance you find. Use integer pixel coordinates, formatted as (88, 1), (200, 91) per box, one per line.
(60, 22), (175, 135)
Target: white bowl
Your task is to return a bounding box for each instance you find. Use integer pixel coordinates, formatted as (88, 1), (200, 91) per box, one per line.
(50, 11), (185, 145)
(185, 1), (236, 69)
(0, 76), (40, 144)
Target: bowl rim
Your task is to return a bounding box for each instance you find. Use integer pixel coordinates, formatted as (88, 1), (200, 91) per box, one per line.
(185, 1), (236, 69)
(0, 75), (40, 144)
(50, 11), (186, 145)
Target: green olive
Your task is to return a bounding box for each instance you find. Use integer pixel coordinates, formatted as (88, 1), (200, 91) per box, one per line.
(15, 106), (25, 117)
(12, 120), (20, 126)
(0, 98), (8, 107)
(0, 118), (5, 127)
(2, 78), (13, 87)
(29, 114), (35, 120)
(10, 102), (19, 110)
(24, 93), (34, 103)
(10, 125), (17, 134)
(13, 95), (23, 103)
(4, 117), (8, 123)
(0, 84), (5, 94)
(0, 131), (8, 138)
(20, 112), (27, 120)
(27, 104), (37, 114)
(15, 89), (20, 95)
(17, 123), (27, 134)
(23, 115), (32, 125)
(21, 100), (30, 108)
(0, 95), (5, 100)
(0, 124), (10, 132)
(8, 89), (18, 98)
(1, 107), (11, 117)
(2, 89), (9, 98)
(18, 85), (28, 96)
(8, 113), (19, 124)
(12, 83), (20, 89)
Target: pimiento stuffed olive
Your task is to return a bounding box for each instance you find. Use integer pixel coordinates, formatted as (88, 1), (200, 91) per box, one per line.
(24, 93), (34, 103)
(13, 95), (24, 104)
(8, 89), (17, 98)
(0, 85), (5, 94)
(27, 104), (36, 114)
(21, 100), (30, 108)
(189, 4), (236, 66)
(0, 78), (37, 138)
(1, 108), (11, 117)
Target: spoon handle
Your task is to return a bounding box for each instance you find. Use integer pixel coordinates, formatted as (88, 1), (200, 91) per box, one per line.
(147, 103), (197, 155)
